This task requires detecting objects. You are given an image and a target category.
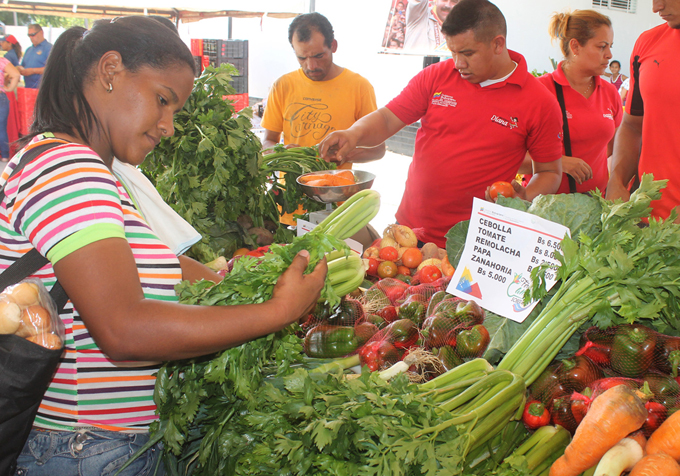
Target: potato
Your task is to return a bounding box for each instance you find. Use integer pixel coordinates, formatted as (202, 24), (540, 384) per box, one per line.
(27, 333), (63, 350)
(16, 305), (52, 338)
(0, 300), (21, 334)
(8, 282), (41, 307)
(420, 242), (439, 261)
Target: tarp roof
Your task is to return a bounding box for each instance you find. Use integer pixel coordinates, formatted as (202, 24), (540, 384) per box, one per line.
(0, 0), (306, 22)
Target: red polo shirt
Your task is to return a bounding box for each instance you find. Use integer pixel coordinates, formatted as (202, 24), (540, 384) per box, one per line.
(386, 50), (563, 246)
(533, 63), (622, 195)
(628, 24), (680, 220)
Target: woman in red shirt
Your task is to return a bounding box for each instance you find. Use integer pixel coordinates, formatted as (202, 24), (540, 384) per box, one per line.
(521, 10), (622, 194)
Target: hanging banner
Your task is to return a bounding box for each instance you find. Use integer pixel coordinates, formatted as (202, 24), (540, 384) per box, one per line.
(380, 0), (453, 56)
(447, 198), (570, 323)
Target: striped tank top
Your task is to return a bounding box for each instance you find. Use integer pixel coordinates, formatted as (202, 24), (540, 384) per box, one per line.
(0, 135), (182, 432)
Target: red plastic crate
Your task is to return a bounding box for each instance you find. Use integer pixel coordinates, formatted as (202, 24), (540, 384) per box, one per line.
(16, 87), (38, 137)
(224, 93), (249, 112)
(190, 39), (203, 56)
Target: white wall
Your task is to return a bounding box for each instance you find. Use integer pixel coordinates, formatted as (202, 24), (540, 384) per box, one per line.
(180, 0), (665, 106)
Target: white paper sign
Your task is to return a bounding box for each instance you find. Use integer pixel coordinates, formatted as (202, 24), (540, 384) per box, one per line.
(447, 198), (570, 322)
(296, 219), (363, 256)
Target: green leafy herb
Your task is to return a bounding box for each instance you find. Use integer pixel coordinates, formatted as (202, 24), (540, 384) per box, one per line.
(141, 64), (331, 262)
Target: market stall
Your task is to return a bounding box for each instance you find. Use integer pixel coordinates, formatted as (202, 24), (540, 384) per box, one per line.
(3, 30), (680, 474)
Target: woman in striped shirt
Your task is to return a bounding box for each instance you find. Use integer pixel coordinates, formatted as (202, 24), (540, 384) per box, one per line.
(3, 16), (327, 476)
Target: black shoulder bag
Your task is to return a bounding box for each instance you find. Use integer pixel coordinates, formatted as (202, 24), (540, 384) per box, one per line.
(0, 141), (70, 476)
(553, 80), (578, 193)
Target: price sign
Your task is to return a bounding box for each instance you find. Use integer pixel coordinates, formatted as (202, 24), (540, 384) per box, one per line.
(447, 198), (570, 322)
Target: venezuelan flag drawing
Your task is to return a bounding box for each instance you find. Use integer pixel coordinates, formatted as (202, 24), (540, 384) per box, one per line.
(433, 92), (442, 99)
(456, 267), (482, 299)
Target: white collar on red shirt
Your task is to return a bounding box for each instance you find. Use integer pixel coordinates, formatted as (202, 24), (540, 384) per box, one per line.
(480, 61), (518, 87)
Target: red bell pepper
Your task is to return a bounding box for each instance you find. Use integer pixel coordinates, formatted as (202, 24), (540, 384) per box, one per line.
(529, 362), (569, 408)
(577, 326), (613, 366)
(550, 395), (579, 434)
(557, 355), (604, 393)
(643, 401), (667, 437)
(570, 388), (593, 424)
(358, 340), (400, 372)
(522, 400), (551, 430)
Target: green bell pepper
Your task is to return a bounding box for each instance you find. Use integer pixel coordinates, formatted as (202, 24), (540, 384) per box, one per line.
(303, 325), (359, 358)
(611, 324), (657, 378)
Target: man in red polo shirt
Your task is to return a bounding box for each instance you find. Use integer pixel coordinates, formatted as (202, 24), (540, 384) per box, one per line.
(606, 0), (680, 220)
(319, 0), (563, 246)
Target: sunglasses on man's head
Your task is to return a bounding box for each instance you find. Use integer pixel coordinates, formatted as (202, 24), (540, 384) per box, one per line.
(27, 32), (38, 37)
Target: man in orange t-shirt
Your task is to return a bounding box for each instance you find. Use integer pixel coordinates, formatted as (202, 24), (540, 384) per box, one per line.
(606, 0), (680, 220)
(261, 13), (385, 167)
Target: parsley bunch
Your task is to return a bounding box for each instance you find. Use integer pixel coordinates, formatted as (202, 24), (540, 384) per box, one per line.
(141, 64), (330, 263)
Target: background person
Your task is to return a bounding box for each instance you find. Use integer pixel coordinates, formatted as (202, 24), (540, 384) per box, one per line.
(0, 53), (19, 162)
(520, 10), (622, 194)
(261, 12), (385, 166)
(17, 23), (52, 89)
(319, 0), (563, 247)
(5, 16), (326, 475)
(619, 76), (630, 109)
(403, 0), (459, 51)
(603, 59), (628, 89)
(1, 34), (22, 67)
(606, 0), (680, 220)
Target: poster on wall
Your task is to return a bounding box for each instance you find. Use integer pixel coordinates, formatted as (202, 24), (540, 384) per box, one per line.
(380, 0), (453, 56)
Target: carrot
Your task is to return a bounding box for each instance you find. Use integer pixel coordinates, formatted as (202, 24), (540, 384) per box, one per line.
(627, 429), (648, 454)
(646, 409), (680, 459)
(549, 385), (647, 476)
(629, 453), (680, 476)
(335, 170), (355, 182)
(328, 176), (355, 186)
(305, 179), (333, 187)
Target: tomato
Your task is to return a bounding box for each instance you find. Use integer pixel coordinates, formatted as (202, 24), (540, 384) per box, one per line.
(379, 246), (398, 261)
(401, 247), (423, 269)
(419, 265), (442, 283)
(489, 181), (516, 200)
(397, 265), (411, 276)
(377, 261), (398, 279)
(367, 258), (379, 276)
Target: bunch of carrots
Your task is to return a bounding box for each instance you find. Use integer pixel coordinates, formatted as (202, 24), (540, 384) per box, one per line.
(298, 170), (356, 187)
(549, 384), (680, 476)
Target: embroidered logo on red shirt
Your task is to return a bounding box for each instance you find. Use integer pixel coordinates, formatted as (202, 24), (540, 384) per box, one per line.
(603, 107), (614, 120)
(490, 114), (519, 130)
(432, 92), (457, 107)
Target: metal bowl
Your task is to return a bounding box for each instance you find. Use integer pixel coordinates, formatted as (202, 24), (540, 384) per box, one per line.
(297, 169), (376, 203)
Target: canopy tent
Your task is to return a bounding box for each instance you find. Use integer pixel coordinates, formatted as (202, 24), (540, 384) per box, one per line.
(0, 0), (307, 22)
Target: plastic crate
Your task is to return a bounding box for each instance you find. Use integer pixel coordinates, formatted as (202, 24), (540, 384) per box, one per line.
(221, 57), (248, 77)
(193, 56), (203, 76)
(220, 40), (247, 58)
(16, 87), (38, 137)
(230, 75), (248, 94)
(224, 93), (249, 112)
(190, 39), (203, 56)
(202, 39), (218, 54)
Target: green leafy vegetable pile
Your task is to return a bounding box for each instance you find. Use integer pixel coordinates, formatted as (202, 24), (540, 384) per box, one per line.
(141, 64), (331, 262)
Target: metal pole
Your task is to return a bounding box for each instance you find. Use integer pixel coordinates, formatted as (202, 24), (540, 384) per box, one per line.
(228, 17), (232, 39)
(309, 0), (315, 12)
(13, 12), (17, 26)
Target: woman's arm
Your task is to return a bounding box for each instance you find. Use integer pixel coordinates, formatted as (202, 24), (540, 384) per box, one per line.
(4, 63), (20, 92)
(53, 238), (326, 361)
(178, 255), (222, 284)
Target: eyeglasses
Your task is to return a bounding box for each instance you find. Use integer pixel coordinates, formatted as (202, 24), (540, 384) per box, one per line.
(27, 32), (38, 37)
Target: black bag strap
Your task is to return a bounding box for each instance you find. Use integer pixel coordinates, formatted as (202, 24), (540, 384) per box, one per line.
(553, 80), (577, 194)
(0, 140), (71, 314)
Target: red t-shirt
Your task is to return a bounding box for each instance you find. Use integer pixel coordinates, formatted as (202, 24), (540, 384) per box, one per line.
(531, 64), (622, 195)
(628, 24), (680, 220)
(386, 50), (563, 246)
